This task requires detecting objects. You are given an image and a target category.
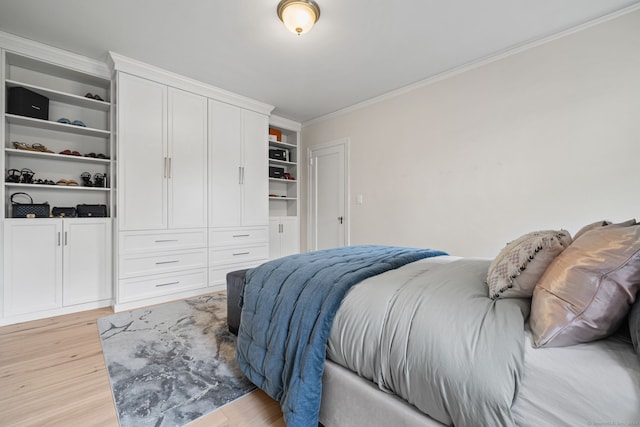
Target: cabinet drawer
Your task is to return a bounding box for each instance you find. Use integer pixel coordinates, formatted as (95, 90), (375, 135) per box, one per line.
(120, 229), (206, 253)
(210, 227), (268, 248)
(210, 244), (269, 266)
(209, 260), (267, 287)
(119, 269), (207, 303)
(119, 249), (207, 279)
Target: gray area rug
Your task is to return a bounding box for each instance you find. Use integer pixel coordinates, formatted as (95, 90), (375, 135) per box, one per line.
(97, 294), (256, 427)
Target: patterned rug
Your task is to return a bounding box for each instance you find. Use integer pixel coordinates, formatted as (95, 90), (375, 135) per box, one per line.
(97, 294), (256, 427)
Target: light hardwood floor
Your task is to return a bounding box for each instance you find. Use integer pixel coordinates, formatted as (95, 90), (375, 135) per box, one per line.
(0, 306), (284, 427)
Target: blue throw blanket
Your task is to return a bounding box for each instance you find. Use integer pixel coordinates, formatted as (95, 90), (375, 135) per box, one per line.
(236, 245), (447, 426)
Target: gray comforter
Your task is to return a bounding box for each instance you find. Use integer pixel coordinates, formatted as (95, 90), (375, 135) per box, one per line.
(327, 256), (530, 426)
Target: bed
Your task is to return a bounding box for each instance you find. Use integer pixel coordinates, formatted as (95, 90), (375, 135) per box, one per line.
(229, 222), (640, 427)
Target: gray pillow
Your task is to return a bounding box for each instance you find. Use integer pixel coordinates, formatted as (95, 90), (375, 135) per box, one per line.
(631, 299), (640, 361)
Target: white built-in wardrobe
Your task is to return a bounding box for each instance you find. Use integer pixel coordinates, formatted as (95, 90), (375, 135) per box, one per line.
(110, 53), (275, 312)
(0, 30), (299, 325)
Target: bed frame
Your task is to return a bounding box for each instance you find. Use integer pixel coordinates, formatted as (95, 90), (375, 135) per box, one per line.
(319, 360), (444, 426)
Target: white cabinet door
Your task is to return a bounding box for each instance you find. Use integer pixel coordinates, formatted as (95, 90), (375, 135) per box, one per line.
(269, 217), (299, 259)
(167, 88), (208, 229)
(63, 219), (112, 306)
(269, 217), (281, 259)
(208, 102), (268, 229)
(118, 73), (167, 231)
(242, 110), (269, 227)
(279, 217), (300, 258)
(3, 220), (63, 316)
(209, 99), (242, 227)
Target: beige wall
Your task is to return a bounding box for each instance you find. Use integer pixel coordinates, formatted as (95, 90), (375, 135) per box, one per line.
(300, 10), (640, 257)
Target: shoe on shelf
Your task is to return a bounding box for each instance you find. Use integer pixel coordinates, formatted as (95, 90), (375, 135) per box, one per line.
(67, 179), (78, 186)
(59, 149), (72, 155)
(71, 120), (86, 127)
(57, 118), (71, 124)
(84, 93), (105, 101)
(31, 143), (54, 153)
(56, 179), (69, 186)
(6, 169), (22, 183)
(20, 168), (35, 184)
(80, 172), (93, 187)
(13, 141), (37, 151)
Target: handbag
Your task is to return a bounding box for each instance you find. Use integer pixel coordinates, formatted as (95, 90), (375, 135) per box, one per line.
(76, 204), (107, 217)
(52, 206), (77, 218)
(11, 192), (50, 218)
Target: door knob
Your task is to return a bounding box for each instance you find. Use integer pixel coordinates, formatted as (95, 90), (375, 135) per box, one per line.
(338, 216), (343, 224)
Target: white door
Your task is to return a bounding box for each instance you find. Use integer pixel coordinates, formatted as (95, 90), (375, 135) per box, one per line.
(3, 220), (63, 316)
(308, 139), (348, 251)
(209, 99), (242, 227)
(167, 88), (208, 229)
(241, 110), (269, 227)
(63, 219), (112, 305)
(118, 73), (167, 231)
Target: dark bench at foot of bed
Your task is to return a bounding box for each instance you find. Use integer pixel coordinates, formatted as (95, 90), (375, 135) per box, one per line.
(227, 269), (248, 335)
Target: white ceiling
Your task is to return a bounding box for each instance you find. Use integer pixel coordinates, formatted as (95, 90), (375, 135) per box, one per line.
(1, 0), (639, 123)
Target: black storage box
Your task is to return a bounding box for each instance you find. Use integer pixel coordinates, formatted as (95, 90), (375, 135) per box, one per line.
(8, 87), (49, 120)
(269, 166), (285, 179)
(269, 148), (287, 161)
(227, 269), (249, 335)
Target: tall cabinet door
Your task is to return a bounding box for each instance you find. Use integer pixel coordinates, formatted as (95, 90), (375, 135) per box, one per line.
(209, 99), (242, 227)
(3, 220), (63, 316)
(241, 110), (269, 226)
(63, 219), (112, 306)
(118, 73), (168, 231)
(279, 217), (300, 257)
(167, 88), (208, 229)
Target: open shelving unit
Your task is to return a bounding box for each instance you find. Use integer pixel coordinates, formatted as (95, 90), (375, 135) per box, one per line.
(268, 117), (301, 259)
(2, 51), (113, 217)
(0, 38), (114, 326)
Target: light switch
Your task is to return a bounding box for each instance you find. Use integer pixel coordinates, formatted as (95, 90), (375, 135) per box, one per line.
(356, 194), (364, 205)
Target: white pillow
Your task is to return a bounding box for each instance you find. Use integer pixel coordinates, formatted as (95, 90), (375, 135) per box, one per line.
(487, 230), (572, 299)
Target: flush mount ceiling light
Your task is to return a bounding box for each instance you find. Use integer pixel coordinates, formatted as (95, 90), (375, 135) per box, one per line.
(277, 0), (321, 35)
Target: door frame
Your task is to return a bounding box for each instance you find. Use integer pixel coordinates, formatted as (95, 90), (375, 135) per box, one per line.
(307, 137), (350, 252)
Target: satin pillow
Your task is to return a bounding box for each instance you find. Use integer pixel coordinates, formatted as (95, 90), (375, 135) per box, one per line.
(573, 220), (612, 241)
(530, 222), (640, 348)
(487, 230), (572, 299)
(630, 300), (640, 360)
(573, 219), (636, 241)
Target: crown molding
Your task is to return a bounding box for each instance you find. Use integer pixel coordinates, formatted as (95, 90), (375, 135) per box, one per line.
(303, 3), (640, 127)
(108, 52), (274, 116)
(0, 30), (110, 79)
(269, 114), (302, 131)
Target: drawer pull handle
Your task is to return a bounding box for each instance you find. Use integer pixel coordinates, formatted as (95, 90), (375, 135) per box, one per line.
(156, 281), (179, 287)
(155, 239), (179, 243)
(233, 252), (250, 256)
(156, 260), (179, 265)
(233, 234), (250, 238)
